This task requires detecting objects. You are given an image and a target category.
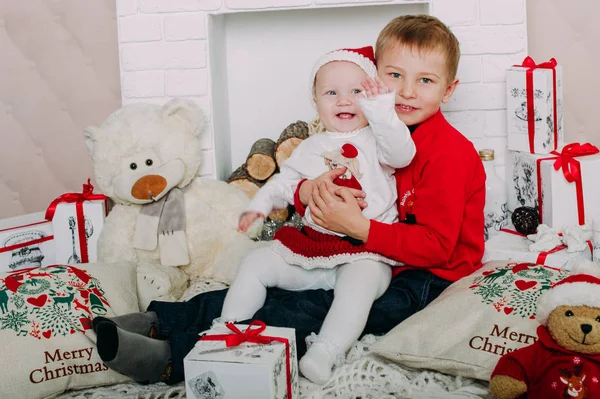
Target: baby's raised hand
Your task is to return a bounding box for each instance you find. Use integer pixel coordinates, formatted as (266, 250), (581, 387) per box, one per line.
(238, 211), (265, 232)
(360, 76), (389, 99)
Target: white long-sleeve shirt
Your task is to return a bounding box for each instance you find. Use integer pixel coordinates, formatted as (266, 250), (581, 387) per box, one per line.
(246, 91), (416, 236)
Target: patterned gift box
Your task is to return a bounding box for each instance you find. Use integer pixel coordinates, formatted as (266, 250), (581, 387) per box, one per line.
(506, 144), (600, 230)
(593, 220), (600, 262)
(46, 180), (110, 264)
(483, 229), (592, 270)
(506, 57), (564, 155)
(184, 322), (299, 399)
(0, 211), (55, 272)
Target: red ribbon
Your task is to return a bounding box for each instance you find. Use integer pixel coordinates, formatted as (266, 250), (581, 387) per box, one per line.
(199, 321), (293, 399)
(500, 228), (565, 264)
(45, 179), (108, 263)
(534, 143), (599, 225)
(515, 57), (558, 153)
(0, 235), (54, 254)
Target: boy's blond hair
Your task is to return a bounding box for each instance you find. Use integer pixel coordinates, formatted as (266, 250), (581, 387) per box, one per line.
(376, 15), (460, 83)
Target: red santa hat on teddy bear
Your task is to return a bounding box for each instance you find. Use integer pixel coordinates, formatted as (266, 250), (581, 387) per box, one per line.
(536, 260), (600, 326)
(309, 46), (377, 104)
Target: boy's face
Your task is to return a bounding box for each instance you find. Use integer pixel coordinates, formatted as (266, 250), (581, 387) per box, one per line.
(313, 61), (369, 133)
(377, 45), (458, 126)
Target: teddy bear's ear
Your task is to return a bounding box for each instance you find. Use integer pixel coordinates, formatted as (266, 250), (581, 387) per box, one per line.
(161, 98), (205, 137)
(83, 125), (101, 157)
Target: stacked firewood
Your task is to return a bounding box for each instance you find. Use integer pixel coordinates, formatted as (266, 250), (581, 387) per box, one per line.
(227, 120), (309, 222)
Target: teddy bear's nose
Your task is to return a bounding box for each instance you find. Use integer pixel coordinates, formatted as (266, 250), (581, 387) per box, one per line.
(581, 324), (593, 334)
(131, 175), (167, 200)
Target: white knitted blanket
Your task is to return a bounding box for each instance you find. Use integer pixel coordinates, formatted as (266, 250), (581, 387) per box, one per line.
(56, 279), (492, 399)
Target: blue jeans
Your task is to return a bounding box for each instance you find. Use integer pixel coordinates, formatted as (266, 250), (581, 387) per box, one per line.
(147, 269), (451, 384)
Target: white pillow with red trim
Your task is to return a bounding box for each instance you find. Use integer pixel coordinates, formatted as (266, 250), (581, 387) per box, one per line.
(0, 262), (139, 398)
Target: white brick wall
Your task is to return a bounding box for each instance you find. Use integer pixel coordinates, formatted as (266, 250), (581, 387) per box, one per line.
(116, 0), (527, 177)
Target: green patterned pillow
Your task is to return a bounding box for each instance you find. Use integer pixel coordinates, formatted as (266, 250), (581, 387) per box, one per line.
(371, 260), (570, 381)
(0, 262), (139, 398)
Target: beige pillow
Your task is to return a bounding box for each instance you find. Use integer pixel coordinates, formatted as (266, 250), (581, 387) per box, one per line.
(371, 260), (570, 381)
(0, 262), (139, 398)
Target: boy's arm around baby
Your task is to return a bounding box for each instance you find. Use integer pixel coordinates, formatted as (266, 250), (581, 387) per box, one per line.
(358, 91), (416, 169)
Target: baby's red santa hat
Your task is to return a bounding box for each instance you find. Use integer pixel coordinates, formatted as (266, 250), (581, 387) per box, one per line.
(536, 260), (600, 325)
(310, 46), (377, 103)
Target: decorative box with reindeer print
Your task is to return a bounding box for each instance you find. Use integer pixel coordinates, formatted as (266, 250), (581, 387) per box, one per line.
(506, 57), (564, 155)
(0, 212), (56, 272)
(184, 323), (299, 399)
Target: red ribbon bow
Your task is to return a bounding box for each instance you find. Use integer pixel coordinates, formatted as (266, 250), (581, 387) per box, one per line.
(199, 320), (293, 398)
(551, 142), (599, 183)
(222, 321), (273, 347)
(45, 179), (108, 263)
(535, 143), (599, 226)
(520, 56), (557, 70)
(515, 57), (559, 153)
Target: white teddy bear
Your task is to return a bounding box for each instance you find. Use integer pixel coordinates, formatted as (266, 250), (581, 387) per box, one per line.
(84, 98), (261, 309)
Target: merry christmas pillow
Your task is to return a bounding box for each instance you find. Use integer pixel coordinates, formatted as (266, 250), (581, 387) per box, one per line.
(0, 262), (139, 399)
(371, 260), (570, 381)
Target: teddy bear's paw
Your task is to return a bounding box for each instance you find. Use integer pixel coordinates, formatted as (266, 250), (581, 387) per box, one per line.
(489, 375), (527, 399)
(136, 262), (188, 310)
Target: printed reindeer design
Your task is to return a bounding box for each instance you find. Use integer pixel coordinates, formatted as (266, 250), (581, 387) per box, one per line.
(559, 365), (587, 399)
(52, 291), (76, 309)
(73, 297), (91, 314)
(0, 286), (8, 314)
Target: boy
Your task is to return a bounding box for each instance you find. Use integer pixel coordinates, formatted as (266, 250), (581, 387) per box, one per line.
(300, 14), (485, 281)
(223, 46), (415, 384)
(92, 14), (485, 387)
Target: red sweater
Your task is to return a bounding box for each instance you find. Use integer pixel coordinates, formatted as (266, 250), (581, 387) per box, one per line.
(491, 325), (600, 398)
(367, 109), (485, 281)
(296, 109), (485, 282)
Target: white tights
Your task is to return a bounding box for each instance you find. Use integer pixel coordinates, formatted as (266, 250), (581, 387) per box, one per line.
(221, 246), (392, 382)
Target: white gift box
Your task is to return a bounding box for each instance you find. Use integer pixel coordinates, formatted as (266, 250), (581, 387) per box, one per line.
(593, 221), (600, 263)
(506, 58), (563, 154)
(184, 323), (299, 399)
(0, 211), (55, 272)
(506, 149), (600, 230)
(52, 200), (108, 264)
(483, 229), (592, 270)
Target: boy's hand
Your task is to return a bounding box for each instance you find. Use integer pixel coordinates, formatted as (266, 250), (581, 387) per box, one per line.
(360, 76), (390, 99)
(299, 168), (367, 209)
(238, 211), (265, 232)
(309, 182), (370, 241)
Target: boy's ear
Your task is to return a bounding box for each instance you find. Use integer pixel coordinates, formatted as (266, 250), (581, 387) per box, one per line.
(441, 78), (459, 104)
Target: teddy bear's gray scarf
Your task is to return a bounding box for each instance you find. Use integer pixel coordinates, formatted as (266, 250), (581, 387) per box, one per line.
(133, 187), (190, 266)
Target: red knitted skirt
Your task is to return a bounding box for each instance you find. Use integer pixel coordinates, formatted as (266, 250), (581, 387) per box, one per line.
(271, 226), (401, 269)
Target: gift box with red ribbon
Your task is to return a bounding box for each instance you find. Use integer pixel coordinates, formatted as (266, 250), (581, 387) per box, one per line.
(593, 223), (600, 263)
(483, 228), (592, 270)
(506, 143), (600, 230)
(506, 56), (564, 155)
(0, 211), (56, 272)
(184, 321), (299, 399)
(46, 180), (110, 264)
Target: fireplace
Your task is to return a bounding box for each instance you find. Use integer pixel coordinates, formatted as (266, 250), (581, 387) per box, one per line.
(117, 0), (527, 179)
